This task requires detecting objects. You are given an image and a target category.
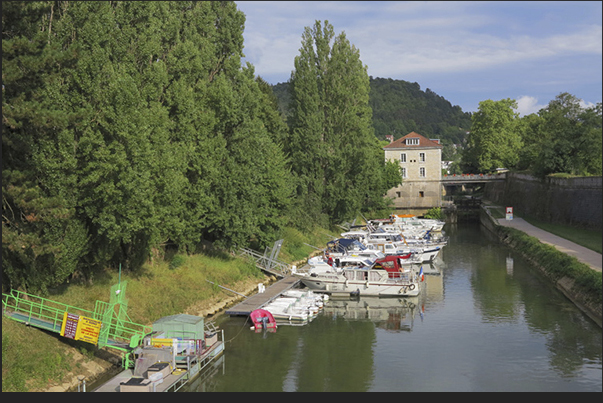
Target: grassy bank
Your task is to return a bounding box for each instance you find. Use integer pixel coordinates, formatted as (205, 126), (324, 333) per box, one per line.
(483, 204), (601, 306)
(2, 224), (341, 392)
(495, 224), (602, 323)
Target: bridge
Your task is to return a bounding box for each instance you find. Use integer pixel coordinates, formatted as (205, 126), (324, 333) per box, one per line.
(441, 172), (506, 185)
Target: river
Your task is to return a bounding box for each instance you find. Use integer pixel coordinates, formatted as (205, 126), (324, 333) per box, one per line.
(186, 222), (602, 392)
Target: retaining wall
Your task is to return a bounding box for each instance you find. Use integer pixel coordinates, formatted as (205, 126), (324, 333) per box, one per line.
(484, 173), (602, 230)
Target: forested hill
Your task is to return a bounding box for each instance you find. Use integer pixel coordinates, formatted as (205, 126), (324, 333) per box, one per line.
(272, 77), (472, 146)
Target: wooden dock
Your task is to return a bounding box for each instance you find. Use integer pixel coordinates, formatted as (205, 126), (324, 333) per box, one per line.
(225, 275), (301, 316)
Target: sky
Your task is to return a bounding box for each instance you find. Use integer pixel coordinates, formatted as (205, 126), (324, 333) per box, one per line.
(234, 1), (602, 116)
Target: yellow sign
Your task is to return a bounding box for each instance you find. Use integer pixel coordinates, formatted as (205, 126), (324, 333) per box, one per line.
(60, 312), (101, 345)
(75, 316), (101, 345)
(150, 338), (179, 348)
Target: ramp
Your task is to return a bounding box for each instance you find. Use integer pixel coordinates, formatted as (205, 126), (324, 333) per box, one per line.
(2, 283), (151, 359)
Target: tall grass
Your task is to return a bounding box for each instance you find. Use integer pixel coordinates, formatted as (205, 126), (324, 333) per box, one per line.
(277, 225), (340, 263)
(44, 252), (264, 325)
(2, 317), (83, 392)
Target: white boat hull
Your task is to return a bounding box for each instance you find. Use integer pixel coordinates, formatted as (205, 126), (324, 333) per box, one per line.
(295, 269), (421, 298)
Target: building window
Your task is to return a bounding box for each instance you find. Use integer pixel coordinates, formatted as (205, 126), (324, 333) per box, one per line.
(400, 153), (406, 163)
(401, 167), (406, 178)
(419, 191), (425, 198)
(419, 152), (425, 162)
(419, 167), (426, 177)
(406, 138), (420, 145)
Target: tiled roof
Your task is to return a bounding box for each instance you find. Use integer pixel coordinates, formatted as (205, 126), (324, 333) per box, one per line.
(383, 132), (442, 149)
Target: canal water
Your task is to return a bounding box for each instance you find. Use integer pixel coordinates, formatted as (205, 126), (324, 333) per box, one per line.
(187, 222), (602, 392)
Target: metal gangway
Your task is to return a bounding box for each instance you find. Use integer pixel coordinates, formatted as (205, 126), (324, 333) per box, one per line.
(239, 239), (291, 278)
(2, 280), (152, 369)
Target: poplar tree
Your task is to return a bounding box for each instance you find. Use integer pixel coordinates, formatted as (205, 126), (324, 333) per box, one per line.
(2, 1), (89, 291)
(287, 20), (394, 225)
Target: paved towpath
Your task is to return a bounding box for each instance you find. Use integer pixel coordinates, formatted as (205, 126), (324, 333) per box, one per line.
(496, 217), (601, 272)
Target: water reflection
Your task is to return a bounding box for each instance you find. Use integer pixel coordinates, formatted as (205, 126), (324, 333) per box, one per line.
(323, 296), (422, 332)
(185, 222), (601, 392)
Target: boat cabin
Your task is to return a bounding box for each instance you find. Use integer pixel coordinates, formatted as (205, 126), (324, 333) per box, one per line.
(123, 314), (213, 391)
(367, 232), (404, 244)
(326, 238), (368, 254)
(372, 255), (414, 278)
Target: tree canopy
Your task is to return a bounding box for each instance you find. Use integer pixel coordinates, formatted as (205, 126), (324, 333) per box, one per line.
(2, 1), (293, 291)
(527, 93), (602, 177)
(461, 93), (602, 177)
(3, 2), (599, 294)
(285, 20), (399, 225)
(461, 98), (523, 173)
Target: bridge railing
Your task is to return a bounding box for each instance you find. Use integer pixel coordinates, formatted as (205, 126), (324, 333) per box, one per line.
(442, 173), (506, 182)
(239, 247), (290, 277)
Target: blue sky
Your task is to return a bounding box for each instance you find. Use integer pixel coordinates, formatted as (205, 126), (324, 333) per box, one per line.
(234, 1), (602, 116)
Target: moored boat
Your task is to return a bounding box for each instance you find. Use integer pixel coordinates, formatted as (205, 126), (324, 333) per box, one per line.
(294, 255), (423, 298)
(249, 309), (277, 332)
(262, 299), (310, 322)
(94, 314), (224, 392)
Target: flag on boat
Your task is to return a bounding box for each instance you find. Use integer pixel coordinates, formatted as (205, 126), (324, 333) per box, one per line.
(419, 266), (424, 281)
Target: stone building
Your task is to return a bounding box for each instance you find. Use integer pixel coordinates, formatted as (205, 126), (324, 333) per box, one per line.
(383, 132), (443, 214)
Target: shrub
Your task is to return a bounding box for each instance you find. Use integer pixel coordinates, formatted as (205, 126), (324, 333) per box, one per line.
(169, 254), (187, 270)
(424, 207), (444, 220)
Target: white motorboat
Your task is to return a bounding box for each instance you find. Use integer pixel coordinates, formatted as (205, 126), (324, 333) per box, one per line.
(282, 289), (329, 307)
(390, 214), (445, 232)
(262, 299), (311, 322)
(294, 255), (423, 298)
(365, 243), (441, 263)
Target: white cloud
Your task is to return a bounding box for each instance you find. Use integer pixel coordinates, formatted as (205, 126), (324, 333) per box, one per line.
(239, 1), (602, 81)
(513, 96), (598, 117)
(514, 96), (547, 116)
(236, 1), (602, 112)
(579, 100), (597, 110)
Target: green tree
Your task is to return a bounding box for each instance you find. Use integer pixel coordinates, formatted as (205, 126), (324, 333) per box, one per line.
(515, 112), (545, 172)
(286, 20), (394, 225)
(2, 1), (294, 291)
(462, 98), (523, 173)
(532, 93), (602, 177)
(2, 1), (90, 291)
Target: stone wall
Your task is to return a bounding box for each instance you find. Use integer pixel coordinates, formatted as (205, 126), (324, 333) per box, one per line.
(387, 180), (442, 211)
(484, 173), (602, 230)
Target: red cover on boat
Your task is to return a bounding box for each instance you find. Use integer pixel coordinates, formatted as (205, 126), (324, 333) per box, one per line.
(250, 309), (277, 329)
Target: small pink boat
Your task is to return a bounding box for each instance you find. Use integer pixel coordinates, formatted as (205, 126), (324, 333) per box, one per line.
(250, 309), (277, 332)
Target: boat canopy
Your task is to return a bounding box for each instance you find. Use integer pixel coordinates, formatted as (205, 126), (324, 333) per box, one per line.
(327, 238), (367, 253)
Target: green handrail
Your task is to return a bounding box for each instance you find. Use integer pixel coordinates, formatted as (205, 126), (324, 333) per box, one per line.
(2, 289), (151, 352)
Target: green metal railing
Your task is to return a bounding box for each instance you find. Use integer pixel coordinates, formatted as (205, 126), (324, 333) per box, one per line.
(2, 287), (152, 354)
(2, 289), (95, 332)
